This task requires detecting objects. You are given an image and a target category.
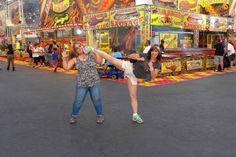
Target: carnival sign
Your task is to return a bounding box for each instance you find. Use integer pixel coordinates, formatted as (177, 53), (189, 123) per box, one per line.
(52, 0), (70, 13)
(83, 12), (110, 30)
(40, 0), (80, 27)
(153, 0), (178, 8)
(178, 0), (198, 12)
(186, 60), (203, 70)
(160, 33), (178, 49)
(40, 0), (135, 28)
(183, 13), (207, 30)
(151, 7), (182, 28)
(110, 6), (145, 27)
(9, 0), (21, 25)
(209, 16), (227, 32)
(161, 61), (181, 73)
(200, 0), (230, 16)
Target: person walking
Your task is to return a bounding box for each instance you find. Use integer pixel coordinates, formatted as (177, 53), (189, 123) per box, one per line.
(38, 44), (46, 66)
(61, 42), (105, 124)
(84, 45), (161, 124)
(214, 38), (225, 72)
(6, 44), (15, 71)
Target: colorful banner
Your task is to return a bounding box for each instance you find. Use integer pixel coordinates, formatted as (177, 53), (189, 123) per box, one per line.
(160, 33), (178, 49)
(161, 61), (182, 73)
(153, 0), (178, 8)
(200, 0), (230, 17)
(151, 7), (182, 28)
(178, 34), (193, 48)
(83, 12), (110, 30)
(186, 60), (203, 70)
(178, 0), (198, 12)
(209, 16), (227, 32)
(0, 10), (6, 37)
(9, 0), (21, 25)
(183, 13), (208, 30)
(110, 6), (145, 27)
(40, 0), (135, 28)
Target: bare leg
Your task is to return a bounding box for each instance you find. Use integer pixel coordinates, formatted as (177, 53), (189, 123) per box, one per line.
(12, 56), (15, 68)
(220, 64), (224, 71)
(215, 65), (218, 71)
(7, 55), (10, 69)
(94, 49), (124, 71)
(127, 78), (138, 113)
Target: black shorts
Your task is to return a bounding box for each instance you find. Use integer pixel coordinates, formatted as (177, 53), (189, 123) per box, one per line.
(228, 53), (235, 62)
(39, 56), (45, 62)
(33, 57), (40, 64)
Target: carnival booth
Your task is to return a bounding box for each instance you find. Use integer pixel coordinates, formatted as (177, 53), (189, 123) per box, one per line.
(149, 0), (234, 75)
(83, 5), (148, 53)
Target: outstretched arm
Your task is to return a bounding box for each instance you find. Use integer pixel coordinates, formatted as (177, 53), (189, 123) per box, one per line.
(128, 53), (145, 61)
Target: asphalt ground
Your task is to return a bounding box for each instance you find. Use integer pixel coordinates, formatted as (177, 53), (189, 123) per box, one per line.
(0, 61), (236, 157)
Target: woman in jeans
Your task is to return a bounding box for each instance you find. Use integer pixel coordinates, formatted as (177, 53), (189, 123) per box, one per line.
(61, 42), (104, 124)
(7, 44), (15, 71)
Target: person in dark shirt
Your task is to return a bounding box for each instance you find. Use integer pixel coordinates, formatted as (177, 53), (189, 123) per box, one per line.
(7, 44), (15, 71)
(214, 38), (225, 72)
(159, 39), (165, 54)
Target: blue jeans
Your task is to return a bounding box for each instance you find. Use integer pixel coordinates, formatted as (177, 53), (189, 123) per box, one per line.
(71, 83), (103, 117)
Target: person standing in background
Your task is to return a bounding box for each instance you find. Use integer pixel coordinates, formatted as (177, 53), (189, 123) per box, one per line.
(159, 39), (165, 54)
(51, 47), (59, 72)
(214, 38), (225, 72)
(6, 44), (15, 71)
(32, 43), (40, 68)
(143, 40), (151, 54)
(26, 41), (33, 65)
(38, 44), (46, 66)
(226, 41), (235, 68)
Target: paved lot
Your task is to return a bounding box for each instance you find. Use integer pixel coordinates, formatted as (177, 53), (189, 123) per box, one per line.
(0, 61), (236, 157)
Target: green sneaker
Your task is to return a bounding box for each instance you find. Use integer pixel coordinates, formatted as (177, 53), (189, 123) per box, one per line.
(132, 114), (144, 124)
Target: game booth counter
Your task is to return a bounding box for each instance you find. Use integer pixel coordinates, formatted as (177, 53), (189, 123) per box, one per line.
(81, 3), (234, 76)
(149, 3), (232, 75)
